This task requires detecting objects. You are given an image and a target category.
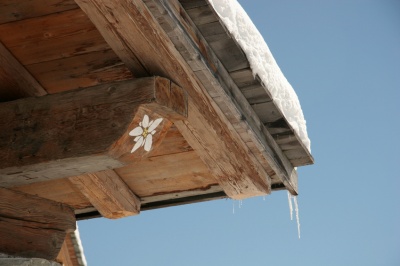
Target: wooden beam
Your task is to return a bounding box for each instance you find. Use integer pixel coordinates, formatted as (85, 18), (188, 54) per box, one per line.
(69, 170), (141, 219)
(0, 76), (187, 187)
(149, 0), (303, 194)
(56, 235), (75, 266)
(75, 0), (271, 199)
(0, 41), (47, 101)
(0, 187), (76, 260)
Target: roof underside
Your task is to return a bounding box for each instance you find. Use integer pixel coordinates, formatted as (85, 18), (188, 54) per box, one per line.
(0, 0), (313, 217)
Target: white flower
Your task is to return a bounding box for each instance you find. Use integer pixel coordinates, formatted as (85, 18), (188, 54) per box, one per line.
(129, 114), (163, 153)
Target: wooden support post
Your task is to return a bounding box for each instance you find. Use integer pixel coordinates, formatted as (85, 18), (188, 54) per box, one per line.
(75, 0), (271, 199)
(69, 170), (141, 219)
(0, 77), (187, 187)
(0, 187), (76, 260)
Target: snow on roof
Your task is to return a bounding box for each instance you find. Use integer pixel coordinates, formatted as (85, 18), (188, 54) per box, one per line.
(208, 0), (311, 152)
(72, 224), (87, 266)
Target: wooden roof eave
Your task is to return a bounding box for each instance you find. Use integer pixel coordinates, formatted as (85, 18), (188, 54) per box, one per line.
(142, 0), (314, 194)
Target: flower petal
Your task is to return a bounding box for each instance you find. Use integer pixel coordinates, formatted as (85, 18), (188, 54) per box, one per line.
(148, 118), (163, 132)
(134, 135), (141, 142)
(131, 136), (144, 153)
(142, 114), (149, 128)
(129, 126), (143, 136)
(144, 134), (152, 151)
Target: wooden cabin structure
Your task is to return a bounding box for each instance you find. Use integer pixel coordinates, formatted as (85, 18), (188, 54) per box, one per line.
(0, 0), (313, 264)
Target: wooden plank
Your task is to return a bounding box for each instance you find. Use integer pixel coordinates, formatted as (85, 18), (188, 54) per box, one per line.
(12, 178), (92, 210)
(0, 187), (76, 260)
(77, 0), (271, 199)
(56, 234), (76, 266)
(207, 37), (249, 72)
(115, 150), (218, 197)
(26, 49), (133, 94)
(0, 0), (78, 24)
(179, 0), (208, 10)
(196, 21), (225, 38)
(185, 5), (217, 25)
(73, 0), (148, 77)
(69, 170), (141, 219)
(0, 77), (188, 187)
(152, 0), (313, 193)
(252, 101), (284, 123)
(0, 42), (47, 101)
(0, 8), (111, 65)
(140, 184), (222, 204)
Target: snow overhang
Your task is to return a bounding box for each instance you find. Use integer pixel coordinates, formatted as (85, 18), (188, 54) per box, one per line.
(169, 0), (314, 193)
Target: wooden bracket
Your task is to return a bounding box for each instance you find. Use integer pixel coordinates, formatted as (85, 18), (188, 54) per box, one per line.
(0, 76), (188, 187)
(69, 170), (141, 219)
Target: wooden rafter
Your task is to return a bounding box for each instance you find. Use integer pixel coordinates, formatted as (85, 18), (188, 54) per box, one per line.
(0, 187), (76, 260)
(74, 0), (271, 199)
(0, 42), (47, 101)
(0, 76), (187, 187)
(69, 170), (141, 219)
(145, 0), (302, 194)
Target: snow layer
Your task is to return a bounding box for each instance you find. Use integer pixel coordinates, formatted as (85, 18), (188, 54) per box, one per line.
(208, 0), (311, 151)
(72, 224), (88, 266)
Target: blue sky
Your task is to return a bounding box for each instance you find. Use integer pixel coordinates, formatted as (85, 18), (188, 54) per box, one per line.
(79, 1), (400, 265)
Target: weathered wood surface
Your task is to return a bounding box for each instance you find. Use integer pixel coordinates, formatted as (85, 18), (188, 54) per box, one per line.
(0, 187), (76, 260)
(56, 233), (76, 266)
(0, 8), (110, 65)
(69, 170), (141, 219)
(0, 42), (47, 101)
(70, 1), (147, 77)
(0, 77), (188, 187)
(183, 2), (313, 168)
(151, 0), (314, 194)
(147, 0), (300, 193)
(0, 8), (137, 95)
(0, 0), (78, 24)
(11, 129), (219, 213)
(13, 178), (91, 209)
(76, 0), (271, 199)
(27, 49), (133, 94)
(115, 150), (218, 198)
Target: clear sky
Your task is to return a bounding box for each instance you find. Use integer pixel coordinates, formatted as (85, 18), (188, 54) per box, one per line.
(78, 1), (400, 265)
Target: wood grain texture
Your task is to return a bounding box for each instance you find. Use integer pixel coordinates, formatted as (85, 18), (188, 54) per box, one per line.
(0, 8), (111, 65)
(13, 178), (92, 209)
(69, 170), (141, 219)
(151, 0), (315, 194)
(10, 125), (191, 210)
(0, 42), (47, 101)
(56, 234), (76, 266)
(115, 150), (218, 198)
(0, 0), (78, 24)
(26, 49), (133, 94)
(77, 0), (271, 199)
(0, 187), (75, 260)
(73, 0), (148, 76)
(0, 77), (188, 187)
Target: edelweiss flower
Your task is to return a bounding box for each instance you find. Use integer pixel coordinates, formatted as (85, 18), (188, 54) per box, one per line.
(129, 114), (163, 153)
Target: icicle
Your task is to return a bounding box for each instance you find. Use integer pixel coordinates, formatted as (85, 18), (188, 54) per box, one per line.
(232, 200), (235, 214)
(287, 191), (301, 239)
(293, 196), (301, 239)
(287, 191), (293, 220)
